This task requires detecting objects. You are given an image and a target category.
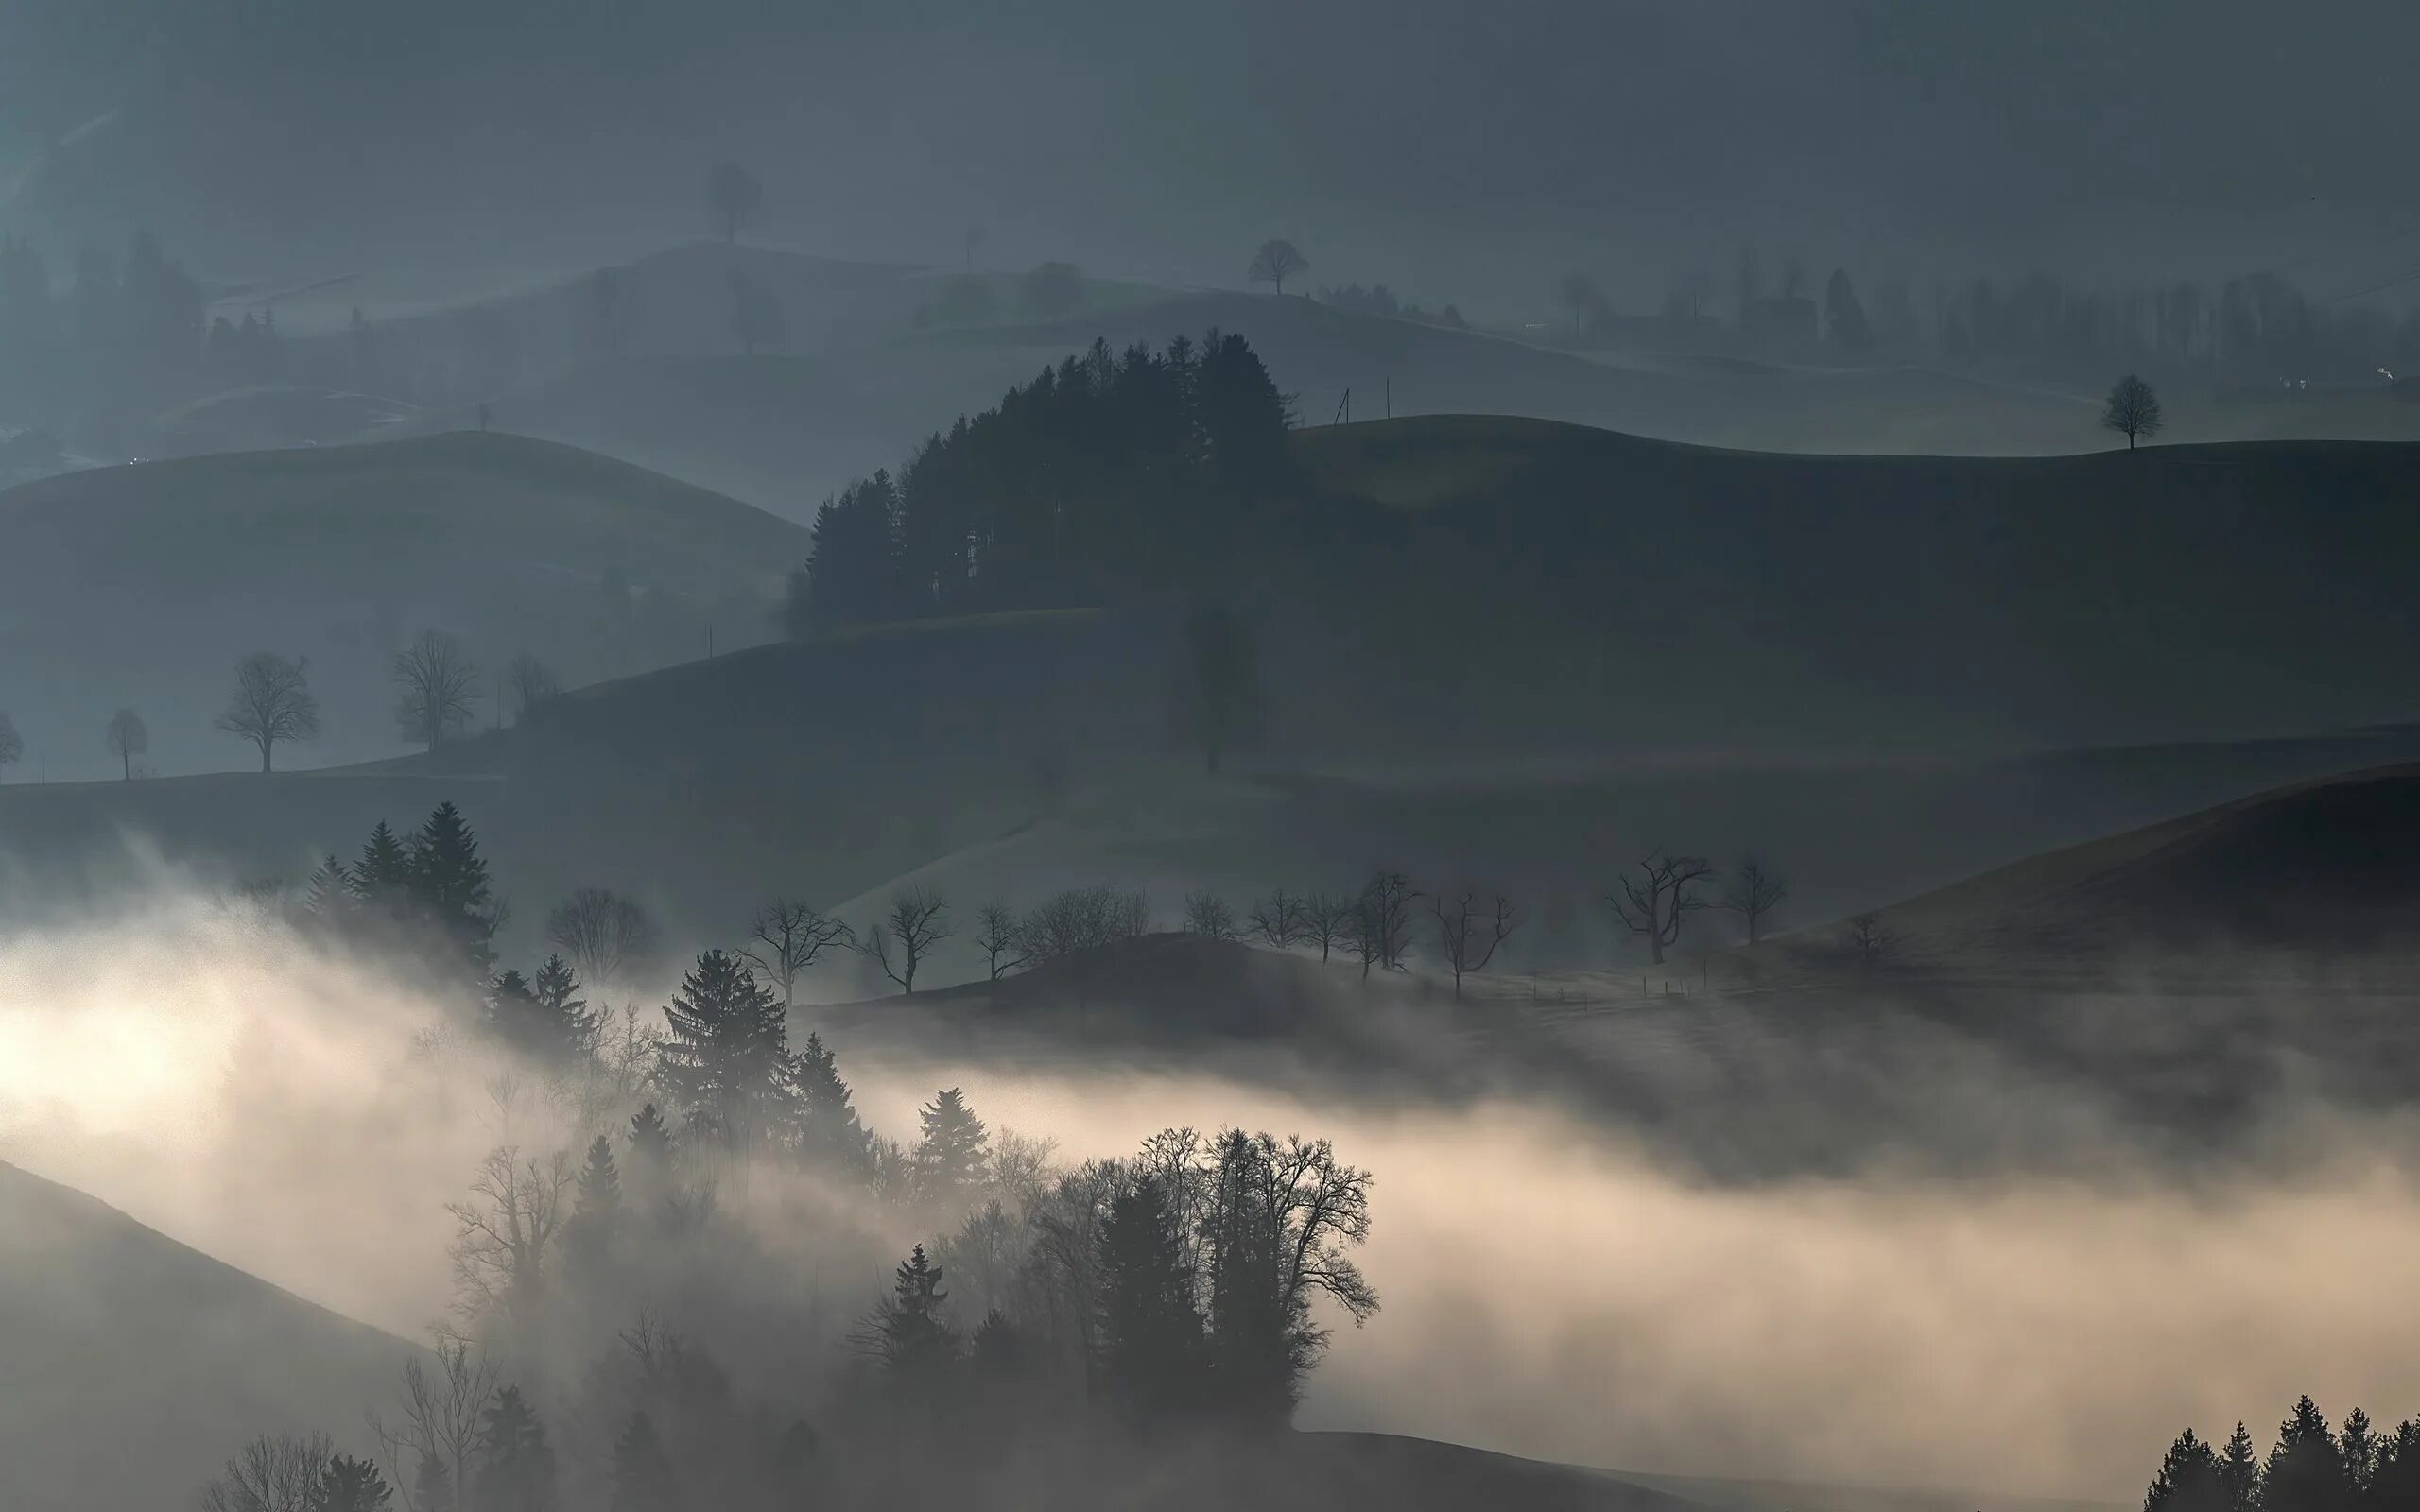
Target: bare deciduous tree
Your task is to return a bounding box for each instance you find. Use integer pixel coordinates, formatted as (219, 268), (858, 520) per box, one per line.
(216, 651), (320, 773)
(1017, 885), (1150, 965)
(367, 1334), (496, 1512)
(1720, 858), (1789, 945)
(104, 706), (147, 780)
(392, 630), (481, 750)
(1249, 889), (1305, 948)
(975, 902), (1028, 982)
(2102, 373), (2164, 450)
(504, 654), (561, 724)
(198, 1430), (334, 1512)
(1431, 887), (1520, 998)
(1299, 893), (1354, 963)
(1608, 850), (1714, 965)
(1184, 891), (1239, 940)
(1248, 238), (1309, 296)
(740, 897), (854, 1006)
(859, 885), (951, 992)
(1842, 910), (1898, 970)
(544, 887), (659, 994)
(445, 1145), (573, 1321)
(1352, 869), (1421, 978)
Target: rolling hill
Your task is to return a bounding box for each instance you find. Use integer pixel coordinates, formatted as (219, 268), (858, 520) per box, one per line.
(0, 430), (806, 775)
(0, 1159), (415, 1512)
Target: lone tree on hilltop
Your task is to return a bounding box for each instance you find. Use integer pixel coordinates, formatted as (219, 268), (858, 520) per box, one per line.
(1608, 850), (1713, 965)
(2102, 373), (2163, 449)
(1248, 238), (1309, 296)
(216, 651), (320, 772)
(105, 707), (147, 780)
(393, 630), (481, 750)
(706, 161), (763, 244)
(1720, 858), (1789, 945)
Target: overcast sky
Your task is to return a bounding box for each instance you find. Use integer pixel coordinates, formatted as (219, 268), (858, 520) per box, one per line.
(3, 0), (2416, 312)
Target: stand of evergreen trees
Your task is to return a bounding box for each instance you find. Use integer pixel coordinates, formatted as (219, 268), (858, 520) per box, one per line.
(2145, 1398), (2420, 1512)
(786, 330), (1295, 631)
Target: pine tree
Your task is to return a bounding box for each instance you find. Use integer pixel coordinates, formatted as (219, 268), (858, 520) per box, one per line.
(531, 954), (596, 1062)
(408, 802), (499, 976)
(2369, 1420), (2420, 1511)
(474, 1386), (556, 1512)
(412, 1456), (455, 1512)
(2344, 1410), (2378, 1501)
(311, 1454), (395, 1512)
(2221, 1423), (2262, 1512)
(305, 855), (356, 920)
(912, 1088), (990, 1205)
(608, 1411), (678, 1512)
(656, 951), (791, 1153)
(789, 1032), (873, 1178)
(563, 1134), (623, 1287)
(2146, 1430), (2227, 1512)
(483, 970), (541, 1052)
(1098, 1173), (1206, 1424)
(860, 1244), (958, 1384)
(2267, 1398), (2348, 1512)
(354, 821), (412, 903)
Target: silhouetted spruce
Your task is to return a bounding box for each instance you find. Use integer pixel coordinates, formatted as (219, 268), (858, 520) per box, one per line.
(312, 1453), (395, 1511)
(911, 1088), (990, 1205)
(407, 802), (499, 976)
(1098, 1173), (1206, 1424)
(656, 950), (790, 1153)
(473, 1386), (555, 1512)
(859, 1245), (958, 1384)
(2145, 1429), (2227, 1512)
(2265, 1397), (2348, 1512)
(790, 1032), (874, 1178)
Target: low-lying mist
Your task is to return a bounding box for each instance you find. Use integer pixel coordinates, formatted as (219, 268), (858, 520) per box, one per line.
(7, 873), (2420, 1502)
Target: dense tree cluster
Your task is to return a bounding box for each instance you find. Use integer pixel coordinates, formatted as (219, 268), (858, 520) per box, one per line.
(2143, 1397), (2420, 1512)
(787, 331), (1294, 630)
(302, 803), (504, 981)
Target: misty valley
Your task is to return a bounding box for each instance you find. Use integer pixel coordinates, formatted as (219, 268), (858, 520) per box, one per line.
(9, 5), (2420, 1511)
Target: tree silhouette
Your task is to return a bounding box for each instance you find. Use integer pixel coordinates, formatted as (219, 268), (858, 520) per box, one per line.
(409, 801), (499, 977)
(913, 1087), (991, 1204)
(705, 162), (763, 243)
(1248, 239), (1308, 296)
(504, 656), (560, 725)
(859, 885), (951, 992)
(0, 710), (20, 782)
(472, 1386), (556, 1512)
(544, 888), (660, 996)
(1841, 909), (1897, 970)
(1299, 893), (1354, 962)
(741, 898), (854, 1007)
(2103, 373), (2164, 449)
(2264, 1397), (2346, 1512)
(857, 1245), (959, 1383)
(1608, 851), (1713, 965)
(104, 706), (147, 779)
(446, 1147), (572, 1321)
(2218, 1423), (2261, 1512)
(974, 902), (1028, 982)
(562, 1133), (622, 1287)
(1352, 869), (1421, 977)
(1098, 1173), (1205, 1424)
(1430, 887), (1520, 997)
(392, 630), (481, 750)
(1720, 859), (1789, 945)
(2145, 1429), (2228, 1512)
(657, 949), (791, 1152)
(608, 1412), (678, 1512)
(216, 651), (319, 772)
(311, 1454), (395, 1512)
(199, 1431), (334, 1512)
(791, 1031), (874, 1177)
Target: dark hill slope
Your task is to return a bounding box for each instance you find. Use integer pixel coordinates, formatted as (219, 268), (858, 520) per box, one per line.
(1289, 419), (2420, 747)
(0, 431), (805, 774)
(0, 1160), (413, 1512)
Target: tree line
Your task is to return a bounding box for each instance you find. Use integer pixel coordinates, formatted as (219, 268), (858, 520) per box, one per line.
(2144, 1396), (2420, 1512)
(786, 330), (1295, 631)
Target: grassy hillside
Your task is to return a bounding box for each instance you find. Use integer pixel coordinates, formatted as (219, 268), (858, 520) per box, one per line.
(0, 1160), (414, 1512)
(1290, 418), (2420, 747)
(0, 430), (805, 775)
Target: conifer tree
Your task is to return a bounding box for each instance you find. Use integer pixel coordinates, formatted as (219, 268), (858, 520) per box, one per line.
(1201, 1129), (1296, 1423)
(530, 954), (596, 1062)
(656, 950), (791, 1153)
(790, 1032), (874, 1178)
(482, 970), (541, 1053)
(626, 1102), (675, 1203)
(2146, 1430), (2227, 1512)
(1098, 1173), (1206, 1424)
(563, 1134), (623, 1286)
(859, 1244), (958, 1384)
(2369, 1420), (2420, 1511)
(473, 1386), (555, 1512)
(408, 802), (499, 976)
(354, 821), (412, 904)
(2343, 1409), (2378, 1501)
(912, 1088), (990, 1205)
(607, 1411), (678, 1512)
(305, 855), (357, 920)
(2221, 1423), (2262, 1512)
(312, 1454), (395, 1512)
(2266, 1397), (2348, 1512)
(412, 1456), (455, 1512)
